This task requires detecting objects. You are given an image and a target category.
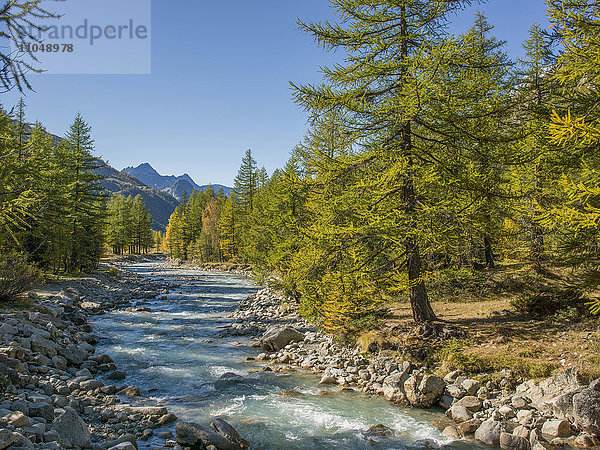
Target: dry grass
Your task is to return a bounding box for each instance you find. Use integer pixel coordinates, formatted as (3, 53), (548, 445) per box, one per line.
(367, 263), (600, 381)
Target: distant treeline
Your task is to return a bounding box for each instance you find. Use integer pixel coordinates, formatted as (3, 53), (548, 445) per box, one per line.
(164, 2), (600, 332)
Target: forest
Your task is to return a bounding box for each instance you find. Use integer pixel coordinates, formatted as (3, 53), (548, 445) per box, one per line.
(162, 1), (600, 335)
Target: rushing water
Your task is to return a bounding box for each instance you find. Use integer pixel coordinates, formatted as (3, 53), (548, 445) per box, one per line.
(92, 261), (483, 449)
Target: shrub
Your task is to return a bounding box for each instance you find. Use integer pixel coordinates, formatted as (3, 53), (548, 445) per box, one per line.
(511, 289), (587, 318)
(0, 253), (41, 302)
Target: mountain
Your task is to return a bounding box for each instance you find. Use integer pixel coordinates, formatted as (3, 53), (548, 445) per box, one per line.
(95, 164), (179, 231)
(122, 163), (232, 199)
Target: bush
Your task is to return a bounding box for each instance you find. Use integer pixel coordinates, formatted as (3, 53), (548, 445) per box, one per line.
(0, 253), (41, 302)
(511, 289), (587, 318)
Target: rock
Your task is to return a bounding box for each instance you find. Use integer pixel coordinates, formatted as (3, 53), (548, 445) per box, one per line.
(541, 419), (571, 438)
(176, 421), (244, 450)
(547, 390), (579, 421)
(365, 424), (394, 437)
(573, 378), (600, 435)
(443, 425), (460, 440)
(52, 406), (91, 449)
(260, 327), (304, 352)
(574, 433), (600, 448)
(57, 344), (87, 366)
(444, 370), (463, 384)
(516, 367), (585, 407)
(210, 418), (249, 448)
(382, 364), (411, 405)
(499, 406), (516, 419)
(511, 396), (529, 410)
(439, 394), (453, 410)
(500, 432), (530, 450)
(319, 373), (337, 385)
(404, 374), (445, 408)
(455, 396), (482, 412)
(4, 411), (27, 427)
(9, 432), (33, 449)
(462, 379), (480, 396)
(80, 379), (104, 391)
(0, 429), (14, 450)
(458, 419), (481, 437)
(109, 444), (136, 450)
(158, 413), (178, 425)
(118, 385), (140, 397)
(114, 406), (168, 416)
(475, 418), (503, 446)
(106, 370), (127, 380)
(29, 403), (54, 422)
(446, 384), (467, 400)
(106, 434), (138, 449)
(451, 405), (473, 423)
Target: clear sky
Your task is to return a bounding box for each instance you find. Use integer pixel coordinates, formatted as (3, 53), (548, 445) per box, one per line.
(4, 0), (550, 186)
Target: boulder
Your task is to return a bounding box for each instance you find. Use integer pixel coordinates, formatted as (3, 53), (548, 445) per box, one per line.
(404, 374), (445, 408)
(365, 424), (394, 437)
(573, 378), (600, 435)
(443, 425), (460, 440)
(500, 431), (530, 450)
(454, 396), (482, 412)
(541, 419), (571, 438)
(0, 429), (14, 450)
(382, 363), (411, 405)
(176, 421), (244, 450)
(451, 405), (473, 423)
(516, 367), (585, 408)
(58, 344), (87, 366)
(28, 403), (54, 422)
(210, 418), (249, 448)
(106, 434), (138, 449)
(260, 327), (304, 352)
(52, 406), (91, 448)
(475, 418), (503, 446)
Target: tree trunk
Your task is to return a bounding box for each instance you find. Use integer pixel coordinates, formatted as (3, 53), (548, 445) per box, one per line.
(483, 235), (495, 268)
(398, 5), (437, 324)
(407, 240), (437, 322)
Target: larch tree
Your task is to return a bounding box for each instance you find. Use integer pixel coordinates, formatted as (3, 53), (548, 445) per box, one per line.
(62, 113), (106, 272)
(292, 0), (478, 324)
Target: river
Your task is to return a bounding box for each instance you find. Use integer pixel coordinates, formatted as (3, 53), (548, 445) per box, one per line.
(92, 261), (482, 449)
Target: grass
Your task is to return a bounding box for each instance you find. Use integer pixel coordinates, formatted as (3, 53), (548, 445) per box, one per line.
(360, 261), (600, 381)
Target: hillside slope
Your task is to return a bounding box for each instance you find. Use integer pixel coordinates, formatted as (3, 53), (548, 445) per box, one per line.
(96, 164), (179, 230)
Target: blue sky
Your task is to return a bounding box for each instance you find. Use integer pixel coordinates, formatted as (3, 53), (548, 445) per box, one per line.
(5, 0), (550, 186)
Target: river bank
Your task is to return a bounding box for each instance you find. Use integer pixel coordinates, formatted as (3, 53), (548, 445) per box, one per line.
(1, 257), (599, 449)
(222, 288), (600, 449)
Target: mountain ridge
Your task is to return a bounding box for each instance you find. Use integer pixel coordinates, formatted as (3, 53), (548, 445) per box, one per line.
(122, 163), (232, 199)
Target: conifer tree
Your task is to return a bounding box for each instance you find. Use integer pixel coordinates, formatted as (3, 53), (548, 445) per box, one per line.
(292, 0), (477, 323)
(62, 114), (106, 272)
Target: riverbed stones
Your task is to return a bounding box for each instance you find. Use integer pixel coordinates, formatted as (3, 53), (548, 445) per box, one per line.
(475, 418), (504, 446)
(0, 429), (14, 449)
(500, 431), (530, 450)
(455, 395), (482, 412)
(573, 378), (600, 435)
(541, 419), (572, 438)
(260, 326), (305, 352)
(210, 418), (250, 448)
(52, 406), (91, 448)
(176, 421), (245, 450)
(404, 374), (445, 408)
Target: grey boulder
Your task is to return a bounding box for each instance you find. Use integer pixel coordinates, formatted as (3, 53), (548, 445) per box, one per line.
(260, 327), (304, 352)
(52, 406), (91, 448)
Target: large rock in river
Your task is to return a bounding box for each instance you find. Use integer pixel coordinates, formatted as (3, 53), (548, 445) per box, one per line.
(260, 326), (304, 352)
(176, 421), (245, 450)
